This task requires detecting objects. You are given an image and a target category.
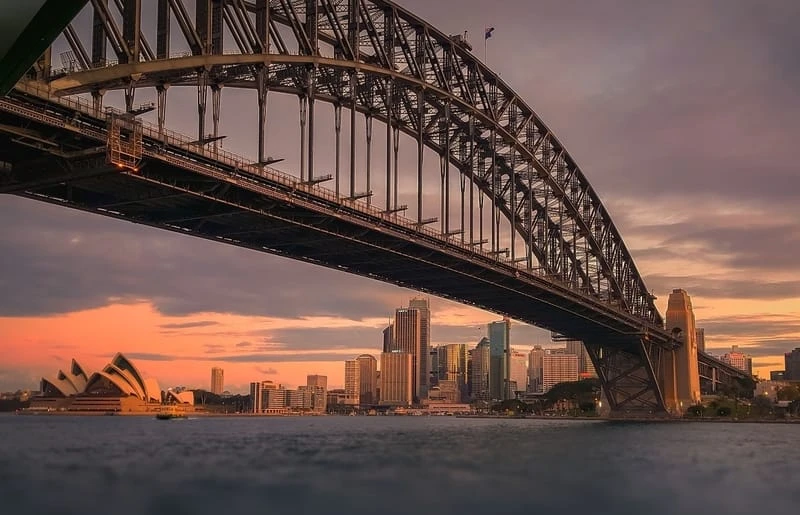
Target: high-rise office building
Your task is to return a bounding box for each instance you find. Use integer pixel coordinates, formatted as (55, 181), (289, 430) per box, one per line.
(528, 346), (545, 393)
(306, 374), (328, 390)
(408, 297), (431, 399)
(542, 350), (578, 392)
(429, 346), (440, 387)
(344, 360), (361, 406)
(469, 338), (491, 402)
(564, 340), (597, 378)
(443, 343), (468, 401)
(249, 381), (262, 413)
(695, 328), (706, 354)
(380, 351), (413, 406)
(356, 354), (378, 406)
(509, 349), (527, 395)
(488, 319), (511, 400)
(392, 307), (422, 401)
(210, 367), (224, 394)
(383, 324), (394, 353)
(784, 348), (800, 380)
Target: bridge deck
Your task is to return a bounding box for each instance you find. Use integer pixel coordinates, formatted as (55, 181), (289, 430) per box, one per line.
(0, 86), (668, 349)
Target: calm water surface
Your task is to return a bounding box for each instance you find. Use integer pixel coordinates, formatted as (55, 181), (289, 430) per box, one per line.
(0, 414), (797, 514)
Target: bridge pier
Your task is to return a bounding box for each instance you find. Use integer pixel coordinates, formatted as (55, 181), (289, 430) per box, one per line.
(585, 337), (672, 417)
(660, 289), (701, 413)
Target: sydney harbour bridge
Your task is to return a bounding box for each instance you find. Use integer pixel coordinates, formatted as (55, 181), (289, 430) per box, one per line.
(0, 0), (748, 416)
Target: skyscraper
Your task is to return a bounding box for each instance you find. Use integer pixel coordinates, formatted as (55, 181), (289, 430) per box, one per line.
(408, 297), (431, 399)
(380, 351), (413, 406)
(443, 343), (468, 400)
(662, 289), (701, 412)
(429, 346), (440, 387)
(356, 354), (378, 406)
(344, 360), (361, 406)
(509, 349), (527, 395)
(784, 348), (800, 380)
(542, 350), (578, 392)
(695, 328), (706, 354)
(306, 374), (328, 390)
(249, 381), (262, 413)
(383, 324), (394, 353)
(564, 340), (597, 378)
(528, 346), (545, 393)
(488, 319), (511, 400)
(210, 367), (224, 394)
(392, 307), (422, 402)
(469, 338), (491, 402)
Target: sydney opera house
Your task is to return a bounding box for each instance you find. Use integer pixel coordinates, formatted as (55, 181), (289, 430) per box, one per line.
(32, 352), (192, 413)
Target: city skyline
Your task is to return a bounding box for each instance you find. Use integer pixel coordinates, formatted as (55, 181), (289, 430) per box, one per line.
(1, 0), (799, 392)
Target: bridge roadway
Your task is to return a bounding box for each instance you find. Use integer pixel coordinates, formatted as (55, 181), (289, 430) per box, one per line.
(0, 83), (748, 414)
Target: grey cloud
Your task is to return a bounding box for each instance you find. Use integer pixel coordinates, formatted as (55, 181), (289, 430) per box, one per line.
(159, 321), (220, 329)
(0, 197), (406, 319)
(256, 367), (279, 375)
(707, 339), (799, 359)
(1, 0), (798, 353)
(127, 352), (363, 363)
(644, 275), (800, 302)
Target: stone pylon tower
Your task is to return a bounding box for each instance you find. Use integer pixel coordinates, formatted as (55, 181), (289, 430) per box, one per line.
(660, 289), (701, 413)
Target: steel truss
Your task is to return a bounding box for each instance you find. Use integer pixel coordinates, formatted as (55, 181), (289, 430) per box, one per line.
(2, 0), (707, 415)
(47, 0), (661, 326)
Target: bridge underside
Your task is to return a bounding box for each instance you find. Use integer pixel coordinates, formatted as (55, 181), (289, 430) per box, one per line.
(0, 90), (677, 416)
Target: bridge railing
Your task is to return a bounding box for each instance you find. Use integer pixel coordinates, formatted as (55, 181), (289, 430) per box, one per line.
(11, 80), (661, 330)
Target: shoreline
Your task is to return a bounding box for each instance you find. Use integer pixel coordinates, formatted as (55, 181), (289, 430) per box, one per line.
(10, 410), (799, 423)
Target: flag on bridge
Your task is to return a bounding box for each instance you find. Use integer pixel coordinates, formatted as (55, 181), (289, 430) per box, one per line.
(485, 27), (495, 40)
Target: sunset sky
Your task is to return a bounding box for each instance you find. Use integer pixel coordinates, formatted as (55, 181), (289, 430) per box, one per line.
(1, 0), (798, 393)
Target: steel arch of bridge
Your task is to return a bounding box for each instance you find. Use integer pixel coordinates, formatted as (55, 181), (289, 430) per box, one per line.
(8, 0), (692, 415)
(44, 0), (661, 327)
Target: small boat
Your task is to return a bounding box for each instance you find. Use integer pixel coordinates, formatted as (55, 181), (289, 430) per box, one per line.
(156, 407), (188, 420)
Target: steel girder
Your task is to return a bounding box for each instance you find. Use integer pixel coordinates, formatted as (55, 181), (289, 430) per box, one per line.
(41, 0), (662, 327)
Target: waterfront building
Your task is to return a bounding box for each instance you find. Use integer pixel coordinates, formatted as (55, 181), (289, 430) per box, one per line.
(301, 385), (327, 413)
(427, 380), (460, 404)
(166, 390), (194, 405)
(488, 319), (511, 400)
(326, 389), (347, 409)
(344, 360), (361, 406)
(528, 346), (545, 393)
(443, 344), (468, 399)
(770, 371), (786, 381)
(542, 350), (578, 392)
(210, 367), (224, 395)
(356, 354), (378, 406)
(392, 307), (422, 401)
(721, 346), (753, 375)
(564, 340), (597, 379)
(469, 338), (491, 402)
(429, 346), (440, 387)
(306, 374), (328, 390)
(509, 349), (528, 395)
(785, 348), (800, 380)
(380, 351), (413, 407)
(408, 297), (431, 399)
(34, 353), (162, 413)
(249, 382), (262, 413)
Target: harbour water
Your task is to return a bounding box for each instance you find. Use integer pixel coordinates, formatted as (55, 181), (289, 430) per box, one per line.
(0, 414), (796, 514)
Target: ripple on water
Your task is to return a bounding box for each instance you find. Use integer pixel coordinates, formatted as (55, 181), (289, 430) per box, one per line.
(0, 415), (797, 515)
